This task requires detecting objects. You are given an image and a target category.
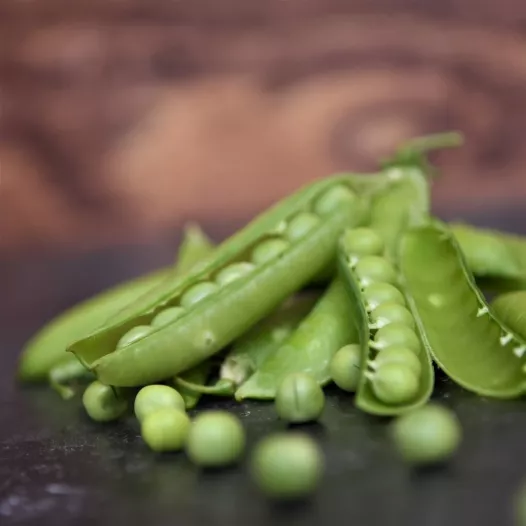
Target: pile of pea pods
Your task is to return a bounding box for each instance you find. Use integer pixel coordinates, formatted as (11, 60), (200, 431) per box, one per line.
(17, 132), (526, 499)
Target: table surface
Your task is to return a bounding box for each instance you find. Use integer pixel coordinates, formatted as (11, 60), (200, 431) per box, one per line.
(2, 206), (526, 526)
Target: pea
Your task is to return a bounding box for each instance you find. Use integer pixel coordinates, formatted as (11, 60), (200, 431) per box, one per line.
(250, 433), (324, 500)
(391, 404), (462, 465)
(354, 256), (398, 287)
(329, 344), (361, 392)
(374, 346), (422, 377)
(82, 380), (128, 422)
(141, 408), (190, 452)
(314, 185), (358, 216)
(362, 282), (405, 312)
(180, 282), (219, 309)
(285, 213), (321, 242)
(369, 303), (415, 330)
(134, 384), (186, 422)
(371, 323), (421, 354)
(116, 325), (152, 349)
(275, 372), (325, 423)
(341, 228), (385, 257)
(185, 411), (245, 467)
(370, 362), (419, 405)
(215, 262), (255, 286)
(151, 307), (185, 328)
(251, 239), (289, 265)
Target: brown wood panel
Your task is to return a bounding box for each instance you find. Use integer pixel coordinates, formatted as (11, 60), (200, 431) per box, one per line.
(2, 1), (526, 252)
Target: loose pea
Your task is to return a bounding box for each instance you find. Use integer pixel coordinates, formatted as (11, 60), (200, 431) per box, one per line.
(134, 384), (186, 422)
(341, 228), (385, 258)
(371, 323), (421, 354)
(374, 346), (422, 377)
(180, 282), (219, 309)
(275, 372), (325, 423)
(354, 256), (398, 287)
(391, 404), (462, 465)
(215, 262), (255, 286)
(285, 213), (321, 242)
(116, 325), (152, 349)
(329, 344), (361, 392)
(314, 185), (358, 216)
(362, 282), (406, 311)
(250, 433), (324, 500)
(370, 362), (419, 405)
(251, 238), (289, 265)
(141, 408), (190, 452)
(82, 380), (128, 422)
(369, 303), (415, 330)
(151, 307), (185, 328)
(185, 411), (245, 467)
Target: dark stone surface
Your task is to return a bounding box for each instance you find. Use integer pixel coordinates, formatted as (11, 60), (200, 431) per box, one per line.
(2, 208), (526, 526)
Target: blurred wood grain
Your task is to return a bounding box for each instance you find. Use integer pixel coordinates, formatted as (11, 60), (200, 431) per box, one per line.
(2, 0), (526, 252)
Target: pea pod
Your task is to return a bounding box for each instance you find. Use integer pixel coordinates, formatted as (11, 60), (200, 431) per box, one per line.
(18, 223), (214, 384)
(399, 221), (526, 398)
(174, 361), (213, 410)
(235, 278), (357, 400)
(450, 223), (525, 281)
(172, 293), (318, 399)
(69, 177), (373, 387)
(491, 291), (526, 342)
(48, 359), (95, 400)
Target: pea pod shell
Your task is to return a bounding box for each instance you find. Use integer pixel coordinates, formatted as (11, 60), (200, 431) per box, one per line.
(235, 278), (357, 400)
(399, 221), (526, 398)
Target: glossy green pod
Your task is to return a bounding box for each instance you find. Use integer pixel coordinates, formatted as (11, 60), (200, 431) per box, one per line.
(235, 278), (357, 400)
(69, 177), (372, 387)
(399, 221), (526, 398)
(17, 224), (215, 383)
(492, 292), (526, 341)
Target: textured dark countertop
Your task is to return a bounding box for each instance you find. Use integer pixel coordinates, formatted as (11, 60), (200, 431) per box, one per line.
(2, 207), (526, 526)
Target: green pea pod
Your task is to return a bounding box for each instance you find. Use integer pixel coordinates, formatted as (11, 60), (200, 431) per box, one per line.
(173, 293), (319, 398)
(18, 224), (215, 383)
(450, 223), (524, 280)
(48, 359), (95, 400)
(491, 291), (526, 341)
(174, 361), (214, 410)
(235, 278), (357, 400)
(70, 176), (374, 387)
(399, 221), (526, 398)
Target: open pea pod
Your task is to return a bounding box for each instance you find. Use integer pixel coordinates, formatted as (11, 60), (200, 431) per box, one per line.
(399, 221), (526, 398)
(235, 277), (357, 400)
(492, 292), (526, 341)
(173, 292), (318, 399)
(69, 176), (382, 387)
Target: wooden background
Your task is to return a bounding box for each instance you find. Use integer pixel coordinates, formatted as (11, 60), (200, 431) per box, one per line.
(2, 0), (526, 253)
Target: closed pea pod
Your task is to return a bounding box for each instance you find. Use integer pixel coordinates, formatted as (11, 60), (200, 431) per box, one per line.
(69, 176), (371, 387)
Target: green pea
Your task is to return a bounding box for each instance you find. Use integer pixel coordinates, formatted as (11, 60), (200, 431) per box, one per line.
(180, 282), (219, 309)
(285, 213), (321, 242)
(370, 362), (419, 405)
(314, 185), (358, 216)
(82, 380), (128, 422)
(275, 372), (325, 423)
(141, 408), (190, 452)
(215, 262), (255, 286)
(391, 404), (462, 465)
(116, 325), (152, 349)
(329, 344), (361, 392)
(362, 282), (405, 311)
(354, 256), (398, 287)
(369, 303), (415, 330)
(370, 323), (421, 354)
(185, 411), (245, 467)
(251, 238), (289, 265)
(374, 346), (422, 377)
(151, 307), (185, 328)
(134, 384), (186, 422)
(341, 228), (385, 258)
(250, 433), (324, 500)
